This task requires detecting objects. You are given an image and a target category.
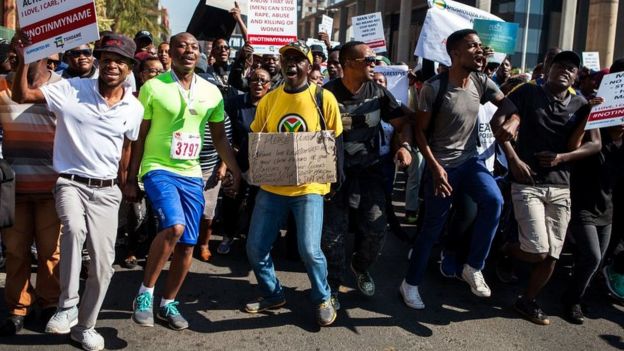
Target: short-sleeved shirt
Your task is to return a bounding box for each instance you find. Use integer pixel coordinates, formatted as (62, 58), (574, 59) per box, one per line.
(250, 84), (343, 197)
(323, 79), (402, 169)
(41, 78), (143, 179)
(139, 72), (224, 179)
(509, 83), (590, 186)
(418, 72), (503, 168)
(0, 72), (62, 193)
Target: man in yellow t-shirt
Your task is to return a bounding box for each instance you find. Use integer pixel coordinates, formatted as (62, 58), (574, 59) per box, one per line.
(244, 41), (343, 327)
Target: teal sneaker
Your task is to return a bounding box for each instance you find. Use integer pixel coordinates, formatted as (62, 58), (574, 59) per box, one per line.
(132, 292), (154, 327)
(351, 262), (375, 297)
(157, 301), (189, 330)
(603, 265), (624, 300)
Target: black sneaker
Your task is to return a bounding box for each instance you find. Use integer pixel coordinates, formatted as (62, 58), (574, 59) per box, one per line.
(351, 263), (375, 297)
(0, 315), (24, 336)
(495, 255), (519, 284)
(331, 292), (341, 311)
(514, 297), (550, 325)
(244, 296), (286, 313)
(563, 303), (584, 325)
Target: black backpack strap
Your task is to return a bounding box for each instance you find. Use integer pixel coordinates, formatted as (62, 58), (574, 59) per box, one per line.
(315, 85), (326, 130)
(426, 71), (449, 140)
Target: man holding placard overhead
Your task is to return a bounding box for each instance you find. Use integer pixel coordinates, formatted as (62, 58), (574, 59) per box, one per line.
(243, 40), (343, 327)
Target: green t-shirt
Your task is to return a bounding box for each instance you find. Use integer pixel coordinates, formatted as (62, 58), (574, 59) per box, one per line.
(139, 72), (224, 178)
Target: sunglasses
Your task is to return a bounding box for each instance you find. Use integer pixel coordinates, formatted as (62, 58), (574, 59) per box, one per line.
(214, 45), (230, 51)
(66, 49), (92, 58)
(352, 56), (376, 64)
(249, 78), (270, 85)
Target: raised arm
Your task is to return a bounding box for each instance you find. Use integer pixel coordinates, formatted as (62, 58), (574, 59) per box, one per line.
(231, 2), (248, 42)
(10, 32), (46, 104)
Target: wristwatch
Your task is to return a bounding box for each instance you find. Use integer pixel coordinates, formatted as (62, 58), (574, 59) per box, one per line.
(400, 142), (413, 153)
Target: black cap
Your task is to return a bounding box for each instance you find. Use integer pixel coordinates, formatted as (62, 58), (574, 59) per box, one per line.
(94, 33), (138, 64)
(134, 30), (153, 43)
(310, 44), (324, 53)
(552, 51), (581, 69)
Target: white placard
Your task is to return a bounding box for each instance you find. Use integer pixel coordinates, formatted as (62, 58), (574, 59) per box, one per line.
(585, 72), (624, 130)
(415, 0), (502, 66)
(17, 0), (100, 64)
(374, 65), (409, 106)
(247, 0), (298, 55)
(582, 52), (601, 71)
(353, 12), (387, 53)
(319, 15), (333, 35)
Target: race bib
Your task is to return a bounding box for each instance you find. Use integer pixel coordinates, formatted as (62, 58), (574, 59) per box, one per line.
(170, 132), (201, 160)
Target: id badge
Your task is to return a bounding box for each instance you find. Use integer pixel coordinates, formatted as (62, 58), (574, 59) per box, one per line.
(170, 132), (201, 160)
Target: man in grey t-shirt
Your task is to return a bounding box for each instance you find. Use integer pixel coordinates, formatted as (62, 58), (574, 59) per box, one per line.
(399, 29), (516, 310)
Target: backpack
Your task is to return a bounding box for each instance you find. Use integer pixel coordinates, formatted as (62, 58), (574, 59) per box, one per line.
(0, 159), (15, 228)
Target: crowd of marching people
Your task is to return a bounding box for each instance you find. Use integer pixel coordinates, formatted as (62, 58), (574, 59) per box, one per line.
(0, 4), (623, 351)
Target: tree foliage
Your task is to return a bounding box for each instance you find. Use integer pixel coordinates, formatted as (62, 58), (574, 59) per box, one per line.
(97, 0), (169, 40)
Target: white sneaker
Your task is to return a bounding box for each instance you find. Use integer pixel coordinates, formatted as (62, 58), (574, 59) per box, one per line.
(399, 280), (425, 309)
(45, 306), (78, 334)
(71, 327), (105, 351)
(461, 264), (491, 297)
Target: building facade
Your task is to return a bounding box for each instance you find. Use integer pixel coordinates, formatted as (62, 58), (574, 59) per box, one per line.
(299, 0), (622, 69)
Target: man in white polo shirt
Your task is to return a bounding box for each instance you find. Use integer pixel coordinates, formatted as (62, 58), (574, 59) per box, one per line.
(11, 33), (143, 351)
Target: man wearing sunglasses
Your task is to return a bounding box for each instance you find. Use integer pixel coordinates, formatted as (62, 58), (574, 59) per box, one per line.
(61, 44), (98, 79)
(202, 38), (239, 99)
(321, 41), (413, 304)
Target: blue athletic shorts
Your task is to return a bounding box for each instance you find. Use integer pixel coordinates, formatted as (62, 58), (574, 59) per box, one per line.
(143, 169), (204, 245)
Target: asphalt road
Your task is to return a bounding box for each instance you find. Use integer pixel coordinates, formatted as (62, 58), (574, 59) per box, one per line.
(1, 176), (623, 350)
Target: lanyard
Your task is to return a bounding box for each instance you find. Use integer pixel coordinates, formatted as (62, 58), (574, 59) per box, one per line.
(171, 71), (197, 113)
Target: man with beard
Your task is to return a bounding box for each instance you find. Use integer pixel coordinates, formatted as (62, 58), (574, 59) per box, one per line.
(203, 38), (239, 99)
(243, 41), (342, 327)
(400, 29), (515, 309)
(12, 33), (144, 351)
(62, 44), (98, 79)
(492, 51), (601, 325)
(321, 41), (412, 304)
(126, 32), (240, 331)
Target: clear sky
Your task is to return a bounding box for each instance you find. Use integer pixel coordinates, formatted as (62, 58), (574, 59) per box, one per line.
(161, 0), (196, 35)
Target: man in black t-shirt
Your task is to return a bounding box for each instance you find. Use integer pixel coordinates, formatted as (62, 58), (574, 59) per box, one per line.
(492, 51), (601, 326)
(321, 41), (413, 302)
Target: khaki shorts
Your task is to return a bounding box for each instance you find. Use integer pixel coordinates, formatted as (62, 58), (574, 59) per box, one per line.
(202, 169), (222, 220)
(511, 183), (571, 259)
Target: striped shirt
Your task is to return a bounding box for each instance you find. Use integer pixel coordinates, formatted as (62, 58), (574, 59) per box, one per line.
(0, 72), (62, 193)
(199, 113), (233, 174)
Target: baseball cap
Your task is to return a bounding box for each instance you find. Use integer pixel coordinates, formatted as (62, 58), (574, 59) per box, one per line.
(94, 33), (138, 64)
(134, 30), (153, 43)
(552, 51), (581, 69)
(279, 41), (313, 64)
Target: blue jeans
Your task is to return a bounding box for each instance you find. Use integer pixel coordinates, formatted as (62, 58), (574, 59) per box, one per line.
(405, 157), (503, 285)
(246, 189), (330, 304)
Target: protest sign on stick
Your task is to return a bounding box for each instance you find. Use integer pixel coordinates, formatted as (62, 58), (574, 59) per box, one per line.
(319, 15), (333, 35)
(585, 72), (624, 130)
(248, 131), (337, 186)
(17, 0), (99, 64)
(247, 0), (297, 55)
(473, 19), (518, 54)
(353, 12), (386, 53)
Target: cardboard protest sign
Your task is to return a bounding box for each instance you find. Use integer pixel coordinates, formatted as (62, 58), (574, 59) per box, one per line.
(17, 0), (99, 64)
(247, 0), (297, 55)
(582, 52), (601, 71)
(585, 72), (624, 130)
(248, 131), (337, 186)
(353, 12), (386, 53)
(473, 19), (518, 54)
(415, 0), (502, 66)
(319, 15), (333, 35)
(374, 65), (409, 106)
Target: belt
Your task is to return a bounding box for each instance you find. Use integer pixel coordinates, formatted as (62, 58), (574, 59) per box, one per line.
(60, 174), (118, 188)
